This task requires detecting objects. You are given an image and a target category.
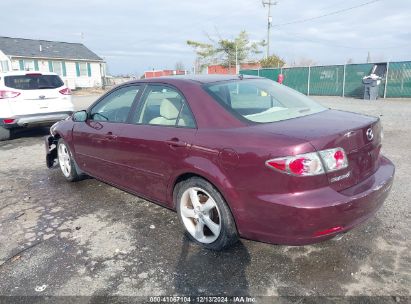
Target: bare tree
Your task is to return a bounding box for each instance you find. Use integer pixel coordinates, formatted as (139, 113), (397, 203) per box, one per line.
(296, 57), (317, 67)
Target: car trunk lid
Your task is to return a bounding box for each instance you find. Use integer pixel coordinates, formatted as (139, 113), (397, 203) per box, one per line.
(252, 109), (382, 191)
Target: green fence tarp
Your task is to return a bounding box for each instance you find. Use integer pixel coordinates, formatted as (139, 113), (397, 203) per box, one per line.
(386, 61), (411, 98)
(240, 69), (259, 76)
(343, 64), (374, 98)
(240, 60), (411, 98)
(282, 67), (309, 95)
(259, 68), (281, 81)
(309, 66), (344, 96)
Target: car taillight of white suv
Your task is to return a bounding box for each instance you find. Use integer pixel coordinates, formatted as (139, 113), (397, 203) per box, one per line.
(0, 71), (74, 140)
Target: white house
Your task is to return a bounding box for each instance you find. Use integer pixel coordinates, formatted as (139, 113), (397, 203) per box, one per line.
(0, 36), (106, 89)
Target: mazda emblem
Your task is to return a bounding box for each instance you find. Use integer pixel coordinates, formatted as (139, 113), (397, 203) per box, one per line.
(366, 128), (374, 141)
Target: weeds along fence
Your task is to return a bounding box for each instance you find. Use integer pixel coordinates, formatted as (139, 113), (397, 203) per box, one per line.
(240, 61), (411, 98)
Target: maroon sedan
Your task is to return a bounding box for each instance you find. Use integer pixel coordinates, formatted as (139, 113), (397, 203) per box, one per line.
(45, 75), (395, 250)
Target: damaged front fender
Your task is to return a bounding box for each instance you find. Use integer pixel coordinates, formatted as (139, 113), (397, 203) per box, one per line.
(45, 135), (58, 168)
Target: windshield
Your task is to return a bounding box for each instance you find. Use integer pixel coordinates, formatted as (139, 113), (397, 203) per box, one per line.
(4, 74), (64, 90)
(203, 78), (326, 123)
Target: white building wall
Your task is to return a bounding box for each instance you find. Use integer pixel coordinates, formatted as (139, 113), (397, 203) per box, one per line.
(10, 59), (20, 70)
(0, 50), (8, 61)
(63, 61), (77, 89)
(71, 62), (103, 89)
(38, 60), (49, 72)
(0, 50), (11, 72)
(90, 63), (103, 87)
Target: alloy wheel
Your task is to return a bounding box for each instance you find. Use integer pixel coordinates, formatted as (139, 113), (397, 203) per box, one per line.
(58, 143), (71, 178)
(180, 187), (222, 243)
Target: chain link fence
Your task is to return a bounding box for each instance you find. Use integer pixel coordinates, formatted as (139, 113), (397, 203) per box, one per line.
(241, 61), (411, 98)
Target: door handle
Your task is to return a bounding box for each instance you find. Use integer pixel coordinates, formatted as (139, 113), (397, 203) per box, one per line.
(105, 132), (117, 140)
(166, 137), (187, 148)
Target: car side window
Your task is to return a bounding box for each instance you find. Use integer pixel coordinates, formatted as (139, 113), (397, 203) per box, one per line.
(133, 85), (196, 128)
(90, 86), (140, 123)
(177, 103), (196, 127)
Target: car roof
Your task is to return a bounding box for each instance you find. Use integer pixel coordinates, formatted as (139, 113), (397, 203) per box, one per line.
(0, 71), (59, 76)
(139, 74), (261, 84)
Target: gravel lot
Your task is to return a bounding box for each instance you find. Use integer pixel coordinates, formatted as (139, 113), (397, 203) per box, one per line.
(0, 95), (410, 301)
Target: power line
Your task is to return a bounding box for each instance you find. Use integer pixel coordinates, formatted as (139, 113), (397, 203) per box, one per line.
(316, 0), (359, 12)
(272, 0), (382, 27)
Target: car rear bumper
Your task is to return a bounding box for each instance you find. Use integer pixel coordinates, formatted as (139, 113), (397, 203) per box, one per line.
(0, 112), (73, 128)
(234, 156), (395, 245)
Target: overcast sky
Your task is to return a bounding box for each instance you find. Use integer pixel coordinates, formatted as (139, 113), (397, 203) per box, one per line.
(1, 0), (410, 75)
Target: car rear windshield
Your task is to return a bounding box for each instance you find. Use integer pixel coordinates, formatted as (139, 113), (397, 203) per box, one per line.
(203, 78), (326, 123)
(4, 74), (64, 90)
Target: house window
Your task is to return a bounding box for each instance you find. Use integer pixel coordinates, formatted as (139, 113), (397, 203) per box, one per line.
(79, 62), (88, 76)
(24, 60), (35, 71)
(52, 61), (63, 75)
(0, 61), (9, 72)
(75, 62), (91, 77)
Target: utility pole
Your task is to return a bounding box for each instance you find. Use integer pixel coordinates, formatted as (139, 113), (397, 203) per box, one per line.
(235, 42), (239, 74)
(262, 0), (277, 59)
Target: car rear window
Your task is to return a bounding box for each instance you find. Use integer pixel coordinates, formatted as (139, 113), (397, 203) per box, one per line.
(203, 78), (326, 123)
(4, 74), (64, 90)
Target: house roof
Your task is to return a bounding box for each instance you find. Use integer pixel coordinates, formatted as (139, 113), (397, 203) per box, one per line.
(0, 36), (103, 61)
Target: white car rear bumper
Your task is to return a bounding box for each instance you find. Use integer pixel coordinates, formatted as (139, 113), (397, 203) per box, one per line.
(1, 112), (73, 128)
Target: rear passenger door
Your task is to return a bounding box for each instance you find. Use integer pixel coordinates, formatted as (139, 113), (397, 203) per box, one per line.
(73, 85), (142, 184)
(115, 84), (197, 205)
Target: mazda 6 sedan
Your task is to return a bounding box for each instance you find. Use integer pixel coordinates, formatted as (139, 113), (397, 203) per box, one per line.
(45, 75), (395, 250)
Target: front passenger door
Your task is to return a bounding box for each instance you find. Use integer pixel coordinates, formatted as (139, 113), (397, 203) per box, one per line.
(73, 85), (141, 184)
(116, 84), (197, 205)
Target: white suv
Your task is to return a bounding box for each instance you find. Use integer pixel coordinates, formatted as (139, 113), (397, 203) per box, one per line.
(0, 71), (74, 140)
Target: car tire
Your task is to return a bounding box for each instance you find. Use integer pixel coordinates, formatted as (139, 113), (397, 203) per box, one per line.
(57, 138), (81, 182)
(0, 126), (11, 141)
(175, 177), (239, 250)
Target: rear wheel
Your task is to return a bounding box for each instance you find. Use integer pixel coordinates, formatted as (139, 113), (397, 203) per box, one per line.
(0, 126), (11, 141)
(175, 177), (238, 250)
(57, 139), (81, 182)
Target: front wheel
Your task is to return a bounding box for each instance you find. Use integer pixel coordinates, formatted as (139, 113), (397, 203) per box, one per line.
(57, 139), (81, 182)
(175, 177), (238, 250)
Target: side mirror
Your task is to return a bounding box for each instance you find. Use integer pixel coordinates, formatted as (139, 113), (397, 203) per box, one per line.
(73, 110), (88, 122)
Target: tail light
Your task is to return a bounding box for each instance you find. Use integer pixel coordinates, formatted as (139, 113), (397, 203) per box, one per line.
(3, 118), (16, 124)
(319, 148), (348, 172)
(266, 147), (348, 176)
(0, 90), (21, 99)
(59, 88), (72, 95)
(266, 152), (324, 176)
